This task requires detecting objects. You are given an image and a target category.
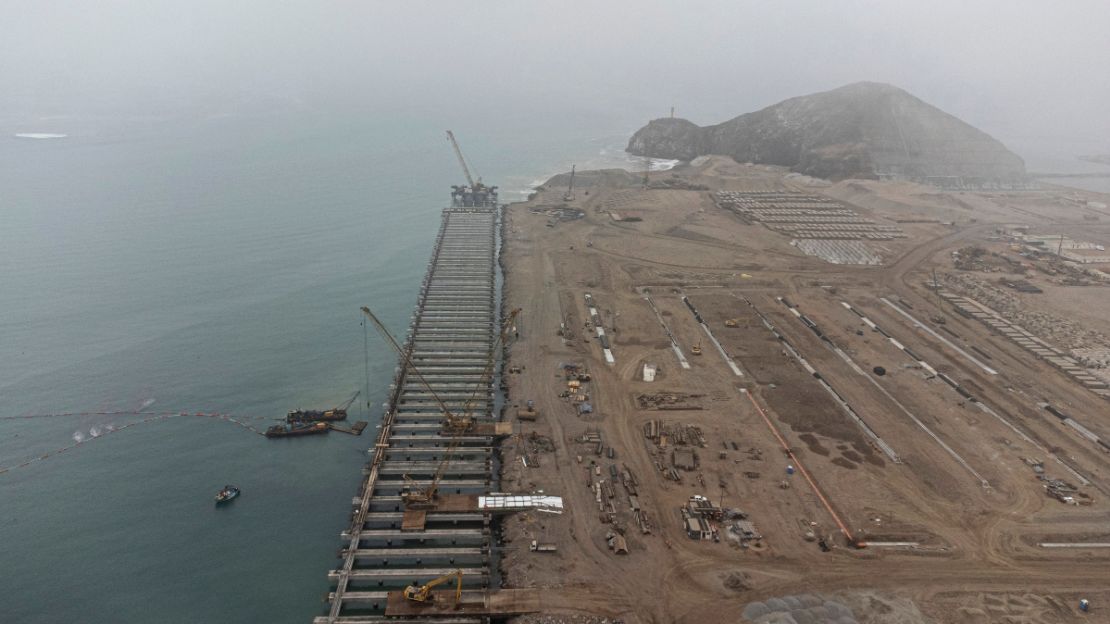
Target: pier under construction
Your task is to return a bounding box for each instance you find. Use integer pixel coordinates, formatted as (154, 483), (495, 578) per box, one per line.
(319, 177), (553, 622)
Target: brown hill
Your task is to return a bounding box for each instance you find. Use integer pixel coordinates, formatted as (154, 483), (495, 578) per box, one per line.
(627, 82), (1026, 181)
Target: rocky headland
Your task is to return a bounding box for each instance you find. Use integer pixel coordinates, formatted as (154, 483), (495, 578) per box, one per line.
(627, 82), (1026, 180)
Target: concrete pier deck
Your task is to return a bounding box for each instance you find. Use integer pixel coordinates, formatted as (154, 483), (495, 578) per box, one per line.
(322, 204), (502, 623)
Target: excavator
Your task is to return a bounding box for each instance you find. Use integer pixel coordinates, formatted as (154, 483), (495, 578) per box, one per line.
(402, 569), (463, 606)
(691, 340), (703, 356)
(724, 318), (739, 328)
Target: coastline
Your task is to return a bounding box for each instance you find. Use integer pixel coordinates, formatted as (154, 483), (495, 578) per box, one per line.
(499, 137), (681, 201)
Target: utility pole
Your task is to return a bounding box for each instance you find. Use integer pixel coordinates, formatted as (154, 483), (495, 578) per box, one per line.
(563, 164), (576, 202)
(670, 106), (675, 119)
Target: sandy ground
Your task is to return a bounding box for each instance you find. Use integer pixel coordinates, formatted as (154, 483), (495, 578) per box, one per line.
(496, 157), (1110, 623)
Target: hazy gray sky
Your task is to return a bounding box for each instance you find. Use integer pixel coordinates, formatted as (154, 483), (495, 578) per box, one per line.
(3, 1), (1107, 149)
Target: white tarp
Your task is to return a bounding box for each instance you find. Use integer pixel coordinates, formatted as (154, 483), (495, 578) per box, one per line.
(478, 494), (565, 514)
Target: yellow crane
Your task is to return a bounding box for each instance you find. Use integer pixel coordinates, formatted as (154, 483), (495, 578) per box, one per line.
(402, 569), (463, 606)
(362, 306), (470, 433)
(361, 306), (520, 509)
(361, 306), (519, 435)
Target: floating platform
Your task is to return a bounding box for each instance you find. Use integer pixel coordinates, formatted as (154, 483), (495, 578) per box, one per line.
(330, 421), (369, 435)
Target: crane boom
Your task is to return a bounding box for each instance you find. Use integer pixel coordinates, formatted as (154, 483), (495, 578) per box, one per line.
(446, 130), (476, 188)
(563, 164), (576, 201)
(361, 305), (519, 435)
(360, 307), (464, 428)
(361, 305), (520, 507)
(412, 308), (519, 504)
(335, 390), (360, 412)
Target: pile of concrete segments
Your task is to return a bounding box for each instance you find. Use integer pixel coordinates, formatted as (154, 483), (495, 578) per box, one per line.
(743, 594), (859, 624)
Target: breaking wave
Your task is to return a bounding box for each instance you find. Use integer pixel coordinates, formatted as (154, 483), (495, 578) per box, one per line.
(501, 137), (682, 199)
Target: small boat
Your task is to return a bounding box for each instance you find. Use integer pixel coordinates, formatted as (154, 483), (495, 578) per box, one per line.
(265, 421), (329, 438)
(215, 485), (240, 504)
(285, 391), (360, 424)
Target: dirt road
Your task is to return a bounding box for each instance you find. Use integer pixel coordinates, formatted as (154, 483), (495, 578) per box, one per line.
(496, 158), (1110, 623)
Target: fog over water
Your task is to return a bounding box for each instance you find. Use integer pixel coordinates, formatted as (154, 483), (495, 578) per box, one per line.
(3, 1), (1108, 157)
(1, 3), (1108, 623)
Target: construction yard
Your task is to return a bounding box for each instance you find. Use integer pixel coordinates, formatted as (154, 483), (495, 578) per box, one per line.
(496, 157), (1110, 623)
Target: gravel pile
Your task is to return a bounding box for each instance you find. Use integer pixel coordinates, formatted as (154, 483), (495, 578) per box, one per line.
(943, 272), (1110, 351)
(743, 594), (859, 624)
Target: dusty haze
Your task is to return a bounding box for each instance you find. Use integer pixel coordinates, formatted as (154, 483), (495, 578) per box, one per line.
(2, 1), (1108, 158)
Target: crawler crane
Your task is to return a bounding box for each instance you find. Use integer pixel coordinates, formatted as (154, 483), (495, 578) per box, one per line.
(360, 306), (519, 510)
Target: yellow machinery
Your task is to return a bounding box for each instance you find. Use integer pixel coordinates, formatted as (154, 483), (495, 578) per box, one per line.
(362, 306), (519, 435)
(361, 306), (521, 509)
(403, 569), (463, 606)
(691, 341), (703, 355)
(724, 319), (738, 327)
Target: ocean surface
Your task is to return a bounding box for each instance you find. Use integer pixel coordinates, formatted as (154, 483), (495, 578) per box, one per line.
(1018, 140), (1110, 194)
(2, 106), (1101, 623)
(0, 108), (668, 623)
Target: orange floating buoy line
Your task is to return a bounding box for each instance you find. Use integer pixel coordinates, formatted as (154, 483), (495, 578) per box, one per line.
(1, 410), (269, 421)
(0, 410), (267, 475)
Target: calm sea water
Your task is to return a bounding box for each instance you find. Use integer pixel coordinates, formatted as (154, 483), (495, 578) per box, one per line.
(0, 108), (652, 623)
(6, 105), (1092, 623)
